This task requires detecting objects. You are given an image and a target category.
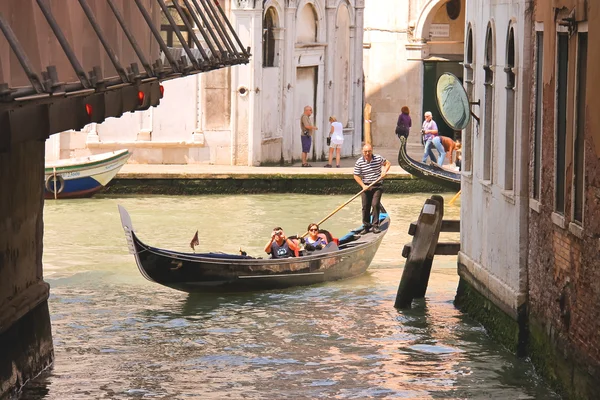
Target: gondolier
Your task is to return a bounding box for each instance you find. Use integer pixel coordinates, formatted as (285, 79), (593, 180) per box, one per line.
(353, 144), (391, 234)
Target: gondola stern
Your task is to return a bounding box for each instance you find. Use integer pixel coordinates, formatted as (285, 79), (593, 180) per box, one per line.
(117, 205), (157, 283)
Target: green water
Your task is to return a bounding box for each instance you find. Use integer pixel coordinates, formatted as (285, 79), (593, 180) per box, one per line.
(20, 193), (558, 399)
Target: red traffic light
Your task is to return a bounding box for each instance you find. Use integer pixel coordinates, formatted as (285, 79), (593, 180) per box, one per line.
(159, 85), (164, 98)
(137, 91), (145, 105)
(85, 103), (93, 117)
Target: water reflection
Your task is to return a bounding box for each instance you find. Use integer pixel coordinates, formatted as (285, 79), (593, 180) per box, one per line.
(18, 194), (558, 399)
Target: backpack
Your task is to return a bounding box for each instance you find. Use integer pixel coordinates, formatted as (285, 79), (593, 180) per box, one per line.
(396, 121), (409, 138)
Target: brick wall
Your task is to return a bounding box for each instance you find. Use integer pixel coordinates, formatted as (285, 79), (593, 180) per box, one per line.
(528, 1), (600, 396)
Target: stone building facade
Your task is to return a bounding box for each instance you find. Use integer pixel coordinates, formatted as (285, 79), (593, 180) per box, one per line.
(456, 0), (533, 355)
(456, 0), (599, 397)
(363, 0), (465, 149)
(527, 1), (599, 397)
(45, 0), (365, 166)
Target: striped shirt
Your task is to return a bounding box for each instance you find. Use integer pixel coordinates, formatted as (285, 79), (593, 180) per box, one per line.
(354, 154), (387, 185)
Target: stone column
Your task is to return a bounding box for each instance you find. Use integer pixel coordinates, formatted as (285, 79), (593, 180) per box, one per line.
(247, 6), (263, 166)
(0, 141), (53, 398)
(325, 4), (336, 127)
(352, 3), (365, 155)
(281, 4), (297, 162)
(230, 2), (256, 165)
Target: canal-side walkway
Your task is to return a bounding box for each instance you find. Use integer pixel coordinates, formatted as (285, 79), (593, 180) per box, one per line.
(108, 144), (449, 194)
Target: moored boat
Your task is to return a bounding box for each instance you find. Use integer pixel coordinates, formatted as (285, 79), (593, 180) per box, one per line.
(45, 149), (131, 199)
(118, 205), (390, 293)
(397, 136), (460, 191)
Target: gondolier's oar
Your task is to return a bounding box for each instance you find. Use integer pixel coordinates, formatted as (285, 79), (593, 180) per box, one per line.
(300, 174), (386, 238)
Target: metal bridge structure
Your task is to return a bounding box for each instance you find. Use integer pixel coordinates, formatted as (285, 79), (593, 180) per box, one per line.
(0, 1), (248, 397)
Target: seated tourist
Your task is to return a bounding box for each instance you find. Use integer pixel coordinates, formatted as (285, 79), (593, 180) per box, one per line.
(264, 227), (299, 259)
(304, 223), (328, 251)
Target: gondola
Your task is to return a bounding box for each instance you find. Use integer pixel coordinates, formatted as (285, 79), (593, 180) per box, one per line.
(397, 136), (461, 191)
(118, 205), (390, 293)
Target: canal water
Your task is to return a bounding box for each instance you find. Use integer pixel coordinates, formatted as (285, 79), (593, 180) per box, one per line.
(21, 194), (559, 399)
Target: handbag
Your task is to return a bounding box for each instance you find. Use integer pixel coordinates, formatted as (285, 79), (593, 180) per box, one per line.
(326, 137), (331, 146)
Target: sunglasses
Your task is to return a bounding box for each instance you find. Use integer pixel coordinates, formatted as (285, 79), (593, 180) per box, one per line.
(309, 228), (318, 232)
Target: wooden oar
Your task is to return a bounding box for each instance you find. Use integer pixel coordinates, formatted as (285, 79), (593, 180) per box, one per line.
(449, 190), (461, 206)
(300, 175), (385, 238)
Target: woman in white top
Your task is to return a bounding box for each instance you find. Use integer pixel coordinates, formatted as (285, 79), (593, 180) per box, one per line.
(324, 116), (344, 168)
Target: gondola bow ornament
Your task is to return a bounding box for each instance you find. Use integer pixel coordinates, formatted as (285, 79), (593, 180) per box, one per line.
(190, 230), (199, 251)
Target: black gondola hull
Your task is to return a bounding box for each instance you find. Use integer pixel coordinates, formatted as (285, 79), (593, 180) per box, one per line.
(397, 136), (461, 191)
(120, 206), (389, 293)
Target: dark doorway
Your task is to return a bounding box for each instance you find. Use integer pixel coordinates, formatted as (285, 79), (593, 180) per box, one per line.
(422, 61), (463, 140)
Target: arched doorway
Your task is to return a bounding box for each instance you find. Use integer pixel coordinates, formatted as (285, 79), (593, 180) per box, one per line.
(414, 0), (465, 140)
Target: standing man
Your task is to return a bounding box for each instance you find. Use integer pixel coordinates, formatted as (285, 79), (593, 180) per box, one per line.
(353, 144), (391, 234)
(300, 105), (318, 167)
(421, 111), (440, 164)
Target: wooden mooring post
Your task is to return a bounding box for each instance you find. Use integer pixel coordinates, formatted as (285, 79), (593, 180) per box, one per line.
(394, 195), (461, 309)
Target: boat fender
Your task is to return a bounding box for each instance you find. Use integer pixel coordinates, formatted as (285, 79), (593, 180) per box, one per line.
(45, 174), (65, 194)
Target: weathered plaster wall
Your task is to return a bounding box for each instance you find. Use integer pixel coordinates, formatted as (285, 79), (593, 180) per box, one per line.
(363, 0), (465, 149)
(46, 0), (364, 167)
(0, 141), (53, 398)
(458, 0), (532, 345)
(527, 1), (600, 397)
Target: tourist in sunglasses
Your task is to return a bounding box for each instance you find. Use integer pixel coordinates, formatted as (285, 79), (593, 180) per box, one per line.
(304, 223), (328, 251)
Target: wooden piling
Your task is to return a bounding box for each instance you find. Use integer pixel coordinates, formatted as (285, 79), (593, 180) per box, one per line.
(394, 195), (444, 309)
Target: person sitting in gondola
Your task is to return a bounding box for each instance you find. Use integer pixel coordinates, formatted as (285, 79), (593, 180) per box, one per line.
(265, 227), (300, 259)
(304, 223), (328, 251)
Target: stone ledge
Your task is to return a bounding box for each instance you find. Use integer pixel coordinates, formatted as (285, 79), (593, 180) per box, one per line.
(104, 176), (449, 195)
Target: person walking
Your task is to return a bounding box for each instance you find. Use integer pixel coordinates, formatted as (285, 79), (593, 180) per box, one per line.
(353, 144), (391, 234)
(395, 106), (412, 139)
(300, 105), (318, 167)
(324, 116), (344, 168)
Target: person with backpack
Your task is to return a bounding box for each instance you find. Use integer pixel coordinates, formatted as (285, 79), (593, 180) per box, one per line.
(395, 106), (412, 139)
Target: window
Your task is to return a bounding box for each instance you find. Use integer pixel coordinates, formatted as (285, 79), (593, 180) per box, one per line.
(573, 31), (587, 223)
(483, 25), (494, 182)
(446, 0), (461, 20)
(532, 29), (544, 200)
(504, 26), (516, 191)
(464, 27), (474, 173)
(555, 32), (568, 214)
(160, 6), (194, 48)
(263, 7), (277, 67)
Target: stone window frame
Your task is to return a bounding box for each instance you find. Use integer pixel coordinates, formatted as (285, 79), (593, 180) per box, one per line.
(530, 22), (544, 212)
(554, 24), (569, 217)
(463, 23), (474, 176)
(481, 22), (495, 185)
(570, 21), (588, 236)
(503, 23), (517, 192)
(160, 5), (195, 49)
(263, 7), (278, 68)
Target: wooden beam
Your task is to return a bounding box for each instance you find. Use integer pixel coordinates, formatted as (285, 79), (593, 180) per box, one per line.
(402, 241), (460, 258)
(408, 219), (460, 236)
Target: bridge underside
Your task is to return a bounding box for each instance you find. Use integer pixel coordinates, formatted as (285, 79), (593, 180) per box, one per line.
(0, 0), (249, 397)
